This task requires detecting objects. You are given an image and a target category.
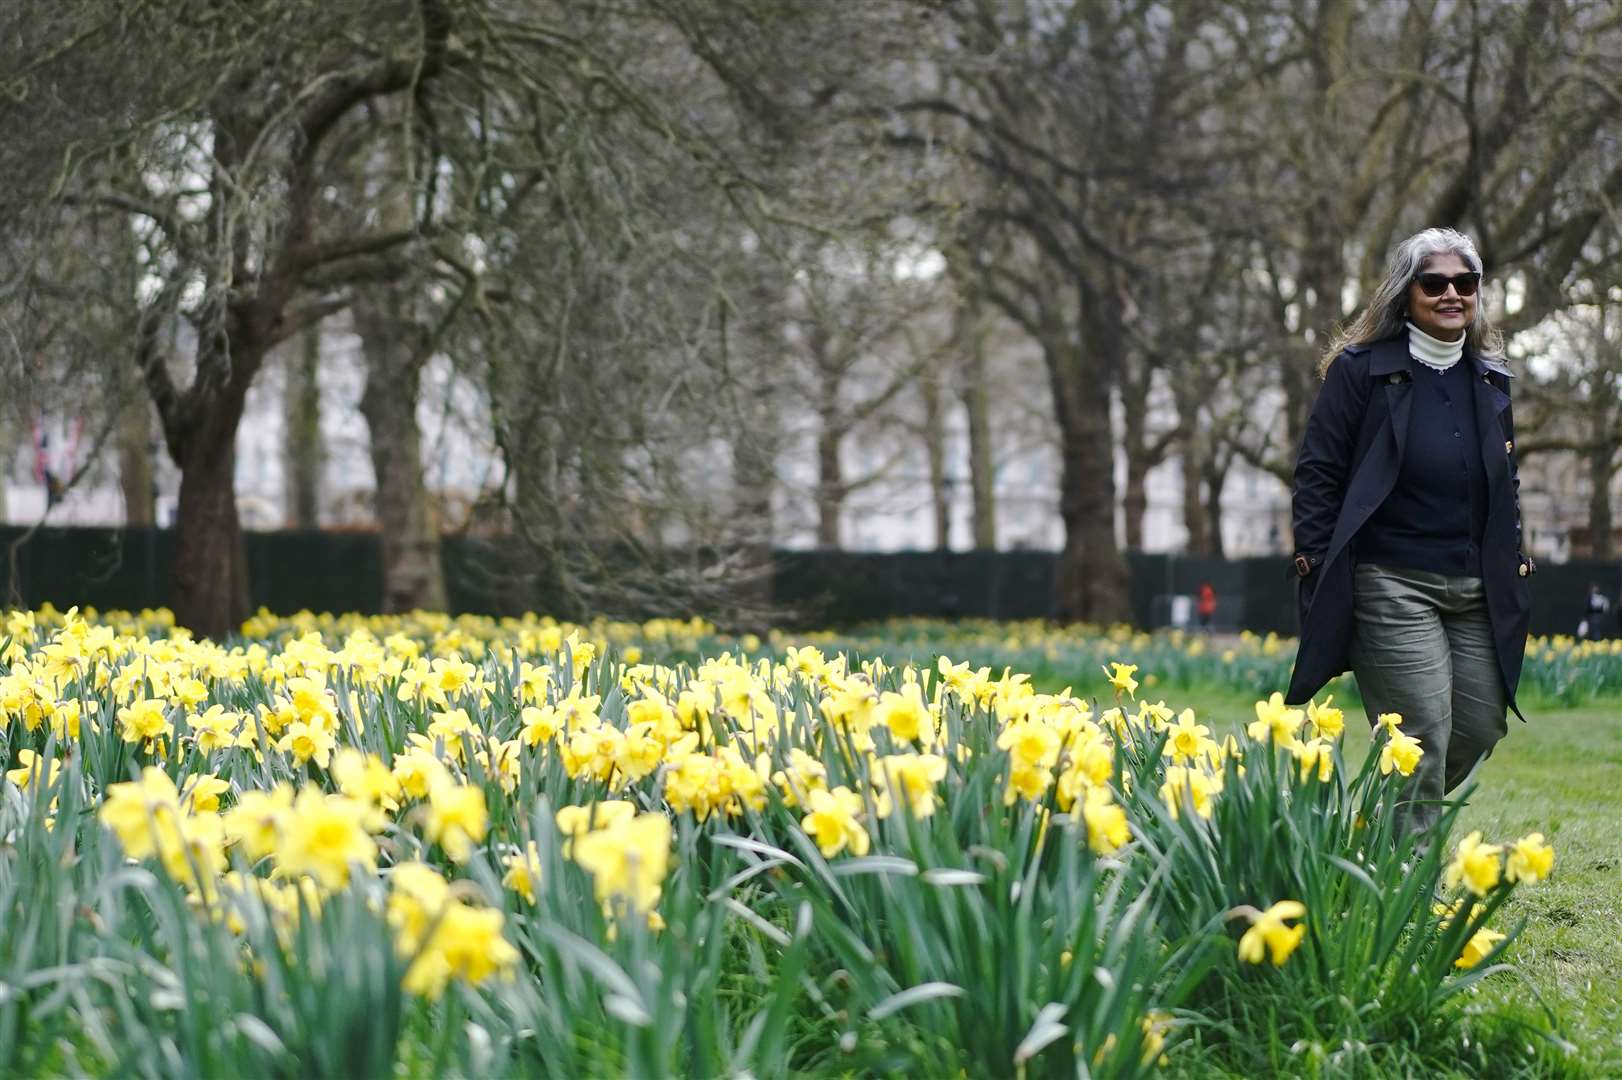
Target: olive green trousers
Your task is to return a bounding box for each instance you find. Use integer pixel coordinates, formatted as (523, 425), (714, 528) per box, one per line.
(1348, 563), (1509, 835)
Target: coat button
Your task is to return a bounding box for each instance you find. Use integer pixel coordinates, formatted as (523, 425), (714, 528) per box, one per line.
(1518, 563), (1529, 577)
(1389, 374), (1401, 384)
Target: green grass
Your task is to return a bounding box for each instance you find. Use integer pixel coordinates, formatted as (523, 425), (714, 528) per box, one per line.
(1120, 685), (1622, 1078)
(1444, 704), (1622, 1077)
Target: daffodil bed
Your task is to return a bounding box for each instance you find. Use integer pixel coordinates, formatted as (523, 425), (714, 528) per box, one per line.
(765, 617), (1622, 709)
(0, 607), (1584, 1078)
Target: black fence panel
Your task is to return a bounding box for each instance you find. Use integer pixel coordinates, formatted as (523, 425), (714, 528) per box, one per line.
(3, 525), (1618, 637)
(1242, 556), (1302, 636)
(1527, 559), (1622, 639)
(243, 530), (385, 616)
(0, 526), (175, 612)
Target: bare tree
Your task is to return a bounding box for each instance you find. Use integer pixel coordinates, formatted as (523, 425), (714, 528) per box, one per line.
(1219, 0), (1622, 482)
(888, 0), (1253, 618)
(780, 239), (942, 548)
(0, 0), (486, 635)
(1517, 287), (1622, 560)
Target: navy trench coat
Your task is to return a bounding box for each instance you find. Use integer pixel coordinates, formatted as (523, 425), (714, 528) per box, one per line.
(1283, 333), (1533, 720)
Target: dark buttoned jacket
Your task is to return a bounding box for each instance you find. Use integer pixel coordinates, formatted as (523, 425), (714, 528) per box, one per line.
(1284, 333), (1533, 719)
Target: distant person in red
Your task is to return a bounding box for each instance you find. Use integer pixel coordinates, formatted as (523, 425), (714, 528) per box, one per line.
(1196, 582), (1217, 632)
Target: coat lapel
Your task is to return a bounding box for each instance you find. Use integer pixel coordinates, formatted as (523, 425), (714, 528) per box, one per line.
(1470, 351), (1513, 517)
(1368, 336), (1413, 471)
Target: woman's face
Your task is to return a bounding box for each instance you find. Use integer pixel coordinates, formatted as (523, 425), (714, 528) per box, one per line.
(1407, 252), (1476, 342)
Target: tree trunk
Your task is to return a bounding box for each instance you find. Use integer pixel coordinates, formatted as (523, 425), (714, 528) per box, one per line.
(1181, 445), (1208, 554)
(814, 376), (843, 548)
(730, 415), (776, 628)
(1590, 442), (1617, 561)
(961, 330), (997, 550)
(356, 299), (446, 614)
(1203, 462), (1229, 559)
(504, 407), (569, 617)
(1118, 369), (1150, 552)
(169, 369), (253, 640)
(283, 324), (323, 529)
(115, 393), (155, 527)
(0, 414), (10, 520)
(1283, 232), (1344, 458)
(115, 207), (156, 528)
(922, 373), (950, 551)
(1045, 321), (1127, 623)
(1122, 453), (1149, 552)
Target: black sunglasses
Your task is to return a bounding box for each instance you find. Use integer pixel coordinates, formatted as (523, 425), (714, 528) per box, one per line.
(1412, 271), (1480, 297)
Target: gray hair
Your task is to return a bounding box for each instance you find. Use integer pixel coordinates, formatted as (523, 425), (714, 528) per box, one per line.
(1320, 227), (1505, 375)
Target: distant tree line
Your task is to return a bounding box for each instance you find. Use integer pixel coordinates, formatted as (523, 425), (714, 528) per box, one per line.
(2, 0), (1620, 637)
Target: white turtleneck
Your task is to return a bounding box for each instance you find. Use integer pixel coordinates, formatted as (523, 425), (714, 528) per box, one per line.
(1406, 320), (1464, 372)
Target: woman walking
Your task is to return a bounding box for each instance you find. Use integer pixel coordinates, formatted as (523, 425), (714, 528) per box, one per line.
(1284, 228), (1535, 834)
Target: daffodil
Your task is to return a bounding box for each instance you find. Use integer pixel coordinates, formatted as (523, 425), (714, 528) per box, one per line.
(800, 786), (870, 858)
(272, 786), (377, 890)
(1160, 764), (1222, 820)
(1291, 738), (1334, 782)
(392, 745), (449, 800)
(871, 752), (947, 819)
(555, 800), (638, 856)
(873, 682), (936, 744)
(1504, 832), (1554, 884)
(424, 779), (488, 863)
(332, 748), (402, 813)
(1378, 729), (1424, 777)
(1101, 662), (1139, 700)
(189, 704), (243, 753)
(1444, 831), (1503, 897)
(1162, 709), (1214, 764)
(117, 697), (174, 747)
(277, 718), (337, 769)
(181, 773), (231, 813)
(1247, 693), (1304, 746)
(1305, 696), (1345, 740)
(771, 748), (829, 808)
(5, 748), (60, 792)
(502, 841), (543, 904)
(1237, 900), (1307, 966)
(100, 767), (183, 859)
(217, 782), (287, 855)
(1081, 786), (1130, 855)
(1454, 925), (1506, 969)
(571, 811), (672, 913)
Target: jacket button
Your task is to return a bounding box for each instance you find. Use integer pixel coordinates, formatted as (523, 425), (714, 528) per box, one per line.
(1389, 374), (1401, 384)
(1518, 563), (1529, 577)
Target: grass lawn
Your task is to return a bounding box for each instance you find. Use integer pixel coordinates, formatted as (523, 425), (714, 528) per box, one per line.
(1146, 685), (1622, 1077)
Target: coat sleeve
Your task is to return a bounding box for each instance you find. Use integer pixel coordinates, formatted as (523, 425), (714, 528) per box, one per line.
(1501, 376), (1529, 564)
(1291, 352), (1368, 565)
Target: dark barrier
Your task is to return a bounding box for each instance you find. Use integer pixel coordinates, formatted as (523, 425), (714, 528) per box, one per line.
(3, 524), (1619, 637)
